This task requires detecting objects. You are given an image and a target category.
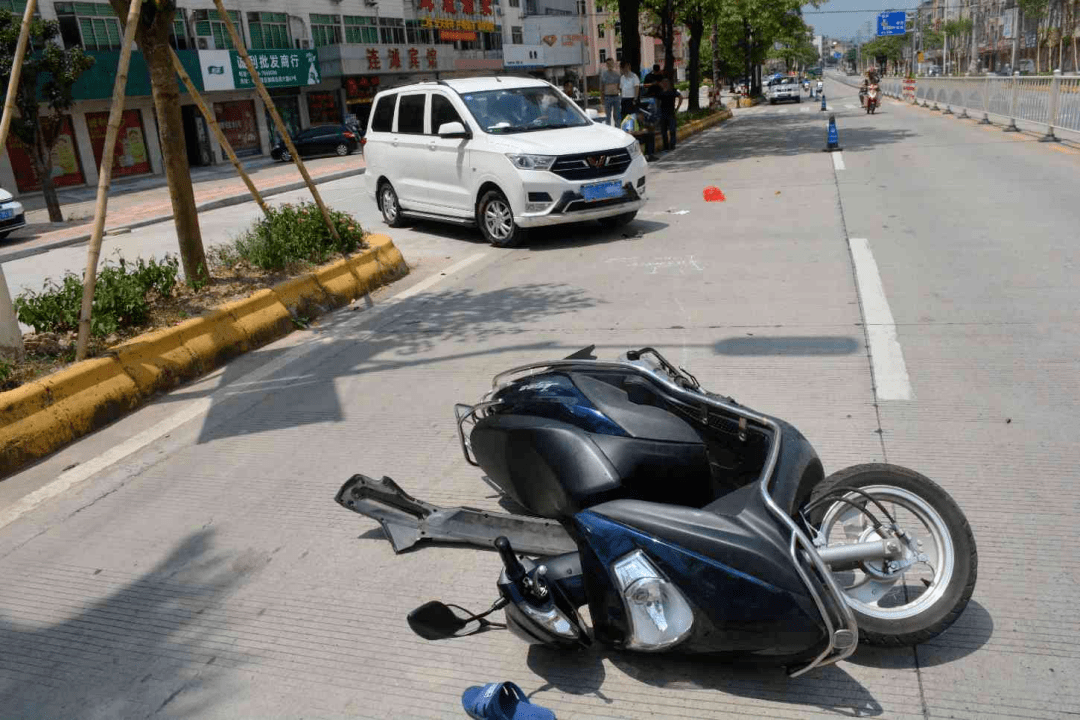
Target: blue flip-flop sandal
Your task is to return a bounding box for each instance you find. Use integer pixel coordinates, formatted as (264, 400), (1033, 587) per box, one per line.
(461, 681), (556, 719)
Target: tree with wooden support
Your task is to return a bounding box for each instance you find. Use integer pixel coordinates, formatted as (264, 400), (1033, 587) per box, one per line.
(107, 0), (207, 285)
(0, 5), (93, 223)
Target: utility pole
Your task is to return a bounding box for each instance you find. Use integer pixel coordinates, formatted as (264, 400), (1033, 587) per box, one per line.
(1011, 5), (1020, 72)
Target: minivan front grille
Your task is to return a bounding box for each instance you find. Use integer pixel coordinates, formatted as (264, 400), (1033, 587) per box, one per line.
(550, 148), (632, 181)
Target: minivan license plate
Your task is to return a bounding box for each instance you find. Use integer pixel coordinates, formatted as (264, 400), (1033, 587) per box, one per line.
(582, 180), (623, 202)
(0, 209), (11, 221)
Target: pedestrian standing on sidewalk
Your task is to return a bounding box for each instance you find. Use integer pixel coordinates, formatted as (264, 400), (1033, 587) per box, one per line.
(601, 58), (622, 125)
(657, 77), (683, 152)
(619, 62), (641, 122)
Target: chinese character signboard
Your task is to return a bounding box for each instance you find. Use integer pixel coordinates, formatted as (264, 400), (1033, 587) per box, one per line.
(876, 11), (907, 36)
(199, 50), (321, 91)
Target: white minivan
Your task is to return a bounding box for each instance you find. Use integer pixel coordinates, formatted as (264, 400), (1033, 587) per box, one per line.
(363, 76), (648, 246)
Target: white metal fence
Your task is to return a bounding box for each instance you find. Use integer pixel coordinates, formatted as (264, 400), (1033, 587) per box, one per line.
(879, 74), (1080, 141)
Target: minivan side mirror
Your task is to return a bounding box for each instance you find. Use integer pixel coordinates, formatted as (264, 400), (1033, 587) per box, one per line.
(438, 121), (470, 139)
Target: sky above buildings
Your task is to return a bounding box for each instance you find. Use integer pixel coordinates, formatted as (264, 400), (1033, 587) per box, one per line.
(802, 0), (918, 41)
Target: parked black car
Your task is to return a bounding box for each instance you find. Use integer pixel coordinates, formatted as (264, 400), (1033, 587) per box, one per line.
(271, 124), (359, 161)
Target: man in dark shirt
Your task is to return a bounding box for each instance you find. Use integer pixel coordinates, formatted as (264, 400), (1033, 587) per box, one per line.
(642, 64), (664, 98)
(657, 77), (683, 151)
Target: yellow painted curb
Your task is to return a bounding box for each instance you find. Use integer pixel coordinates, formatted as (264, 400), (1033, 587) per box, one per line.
(219, 289), (293, 348)
(113, 326), (200, 397)
(271, 273), (331, 319)
(314, 257), (363, 307)
(0, 236), (409, 478)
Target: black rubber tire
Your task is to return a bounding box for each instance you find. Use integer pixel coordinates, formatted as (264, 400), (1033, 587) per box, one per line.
(377, 181), (406, 228)
(806, 463), (978, 647)
(477, 189), (525, 247)
(280, 149), (292, 162)
(598, 211), (637, 229)
(796, 95), (802, 103)
(335, 143), (349, 156)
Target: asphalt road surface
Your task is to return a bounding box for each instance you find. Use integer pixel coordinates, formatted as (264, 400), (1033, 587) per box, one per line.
(2, 75), (1079, 719)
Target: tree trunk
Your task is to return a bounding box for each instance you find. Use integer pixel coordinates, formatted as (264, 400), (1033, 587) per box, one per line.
(663, 0), (675, 77)
(110, 0), (206, 284)
(687, 13), (703, 111)
(711, 19), (719, 90)
(618, 0), (641, 73)
(33, 125), (63, 222)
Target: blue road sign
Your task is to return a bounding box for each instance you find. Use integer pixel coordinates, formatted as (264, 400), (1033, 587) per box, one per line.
(877, 11), (907, 36)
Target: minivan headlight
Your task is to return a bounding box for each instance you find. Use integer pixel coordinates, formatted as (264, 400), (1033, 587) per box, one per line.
(626, 140), (642, 159)
(506, 154), (556, 171)
(612, 550), (693, 650)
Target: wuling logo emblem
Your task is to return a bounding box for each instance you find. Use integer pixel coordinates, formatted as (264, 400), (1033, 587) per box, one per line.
(586, 155), (607, 169)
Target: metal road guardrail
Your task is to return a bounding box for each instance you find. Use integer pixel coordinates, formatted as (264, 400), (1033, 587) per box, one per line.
(879, 73), (1080, 142)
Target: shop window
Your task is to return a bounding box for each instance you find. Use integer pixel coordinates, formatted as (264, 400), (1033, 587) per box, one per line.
(193, 9), (241, 50)
(484, 28), (502, 51)
(378, 17), (405, 45)
(310, 14), (342, 47)
(345, 16), (379, 44)
(511, 25), (522, 44)
(248, 11), (290, 50)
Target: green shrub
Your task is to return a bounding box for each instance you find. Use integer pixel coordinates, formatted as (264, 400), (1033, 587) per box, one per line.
(14, 255), (180, 337)
(230, 203), (365, 272)
(676, 108), (720, 127)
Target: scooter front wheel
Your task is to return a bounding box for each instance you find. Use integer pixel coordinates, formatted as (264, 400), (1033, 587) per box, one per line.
(805, 464), (977, 647)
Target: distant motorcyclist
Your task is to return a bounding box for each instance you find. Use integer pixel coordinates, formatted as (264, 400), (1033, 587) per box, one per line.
(859, 77), (869, 107)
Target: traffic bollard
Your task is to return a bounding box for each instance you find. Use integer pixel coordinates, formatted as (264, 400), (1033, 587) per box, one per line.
(823, 114), (842, 152)
(820, 93), (826, 111)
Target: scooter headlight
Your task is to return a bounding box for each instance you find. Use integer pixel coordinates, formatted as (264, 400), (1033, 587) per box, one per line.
(612, 550), (694, 650)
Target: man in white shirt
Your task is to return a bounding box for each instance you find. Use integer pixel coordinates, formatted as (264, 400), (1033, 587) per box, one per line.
(619, 62), (641, 121)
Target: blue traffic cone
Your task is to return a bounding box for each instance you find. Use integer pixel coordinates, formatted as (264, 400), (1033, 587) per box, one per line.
(820, 93), (827, 111)
(823, 114), (842, 152)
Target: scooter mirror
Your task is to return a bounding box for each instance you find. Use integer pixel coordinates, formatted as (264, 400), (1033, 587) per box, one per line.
(407, 601), (470, 640)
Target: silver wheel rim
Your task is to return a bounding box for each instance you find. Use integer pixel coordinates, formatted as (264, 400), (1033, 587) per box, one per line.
(484, 199), (513, 241)
(282, 151), (291, 161)
(819, 485), (955, 621)
(336, 144), (348, 155)
(381, 186), (397, 222)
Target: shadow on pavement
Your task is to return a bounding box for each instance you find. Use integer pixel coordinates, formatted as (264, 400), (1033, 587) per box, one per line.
(0, 529), (239, 719)
(191, 282), (601, 444)
(849, 599), (994, 669)
(394, 216), (668, 251)
(660, 113), (917, 173)
(715, 335), (862, 356)
(526, 644), (885, 717)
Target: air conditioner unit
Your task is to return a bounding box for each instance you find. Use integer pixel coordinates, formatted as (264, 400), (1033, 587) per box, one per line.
(197, 37), (209, 49)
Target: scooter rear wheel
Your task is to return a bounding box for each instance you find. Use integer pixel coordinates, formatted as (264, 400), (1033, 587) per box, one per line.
(806, 464), (977, 647)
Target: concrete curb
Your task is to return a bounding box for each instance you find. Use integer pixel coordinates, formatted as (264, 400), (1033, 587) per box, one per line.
(0, 234), (407, 477)
(1, 167), (367, 264)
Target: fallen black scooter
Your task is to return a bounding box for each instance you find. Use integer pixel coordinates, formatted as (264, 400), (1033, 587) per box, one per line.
(336, 347), (977, 676)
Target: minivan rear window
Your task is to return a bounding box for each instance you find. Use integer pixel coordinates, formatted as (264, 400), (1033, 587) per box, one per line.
(371, 94), (396, 132)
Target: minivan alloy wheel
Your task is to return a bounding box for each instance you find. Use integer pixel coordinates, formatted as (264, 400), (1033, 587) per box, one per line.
(484, 198), (513, 241)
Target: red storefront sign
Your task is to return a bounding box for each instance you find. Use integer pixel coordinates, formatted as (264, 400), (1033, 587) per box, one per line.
(86, 109), (151, 178)
(344, 75), (381, 100)
(441, 29), (477, 41)
(213, 100), (261, 157)
(307, 91), (341, 125)
(4, 116), (85, 194)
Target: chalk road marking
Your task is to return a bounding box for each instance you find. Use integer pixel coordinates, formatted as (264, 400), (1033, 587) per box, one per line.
(848, 238), (914, 401)
(0, 252), (490, 531)
(832, 152), (846, 171)
(605, 255), (704, 275)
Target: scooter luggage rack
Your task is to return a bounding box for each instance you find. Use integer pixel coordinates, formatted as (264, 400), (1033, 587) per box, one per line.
(481, 355), (860, 677)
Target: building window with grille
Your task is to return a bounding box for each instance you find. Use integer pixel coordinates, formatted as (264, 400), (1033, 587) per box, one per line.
(378, 17), (405, 45)
(310, 14), (341, 47)
(511, 25), (523, 44)
(405, 20), (432, 45)
(508, 0), (520, 7)
(248, 11), (290, 49)
(615, 46), (622, 61)
(597, 23), (604, 39)
(193, 9), (241, 50)
(576, 0), (585, 13)
(598, 48), (606, 63)
(484, 26), (502, 50)
(53, 2), (121, 51)
(344, 16), (379, 44)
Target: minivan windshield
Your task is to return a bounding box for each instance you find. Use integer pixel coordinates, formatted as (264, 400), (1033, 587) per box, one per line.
(458, 86), (589, 134)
